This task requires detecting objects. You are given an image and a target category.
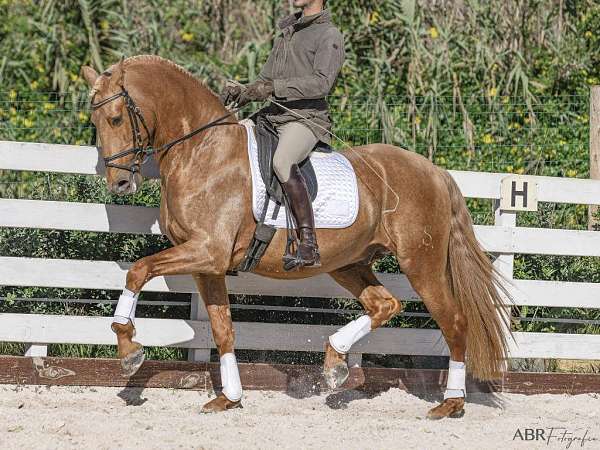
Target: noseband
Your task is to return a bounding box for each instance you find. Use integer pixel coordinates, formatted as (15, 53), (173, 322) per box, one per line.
(90, 86), (240, 175)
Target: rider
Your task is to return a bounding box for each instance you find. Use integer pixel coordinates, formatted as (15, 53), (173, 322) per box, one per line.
(220, 0), (344, 269)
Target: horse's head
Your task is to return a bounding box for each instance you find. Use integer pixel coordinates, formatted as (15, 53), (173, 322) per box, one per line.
(81, 58), (155, 195)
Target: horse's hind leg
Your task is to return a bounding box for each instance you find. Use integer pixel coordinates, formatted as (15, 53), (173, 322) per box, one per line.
(324, 263), (403, 388)
(401, 261), (467, 420)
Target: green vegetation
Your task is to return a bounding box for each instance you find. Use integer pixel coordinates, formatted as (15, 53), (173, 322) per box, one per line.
(1, 0), (599, 361)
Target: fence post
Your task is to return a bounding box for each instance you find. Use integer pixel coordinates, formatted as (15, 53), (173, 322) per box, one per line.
(347, 353), (362, 368)
(589, 85), (600, 230)
(493, 199), (515, 372)
(24, 343), (47, 357)
(188, 293), (211, 362)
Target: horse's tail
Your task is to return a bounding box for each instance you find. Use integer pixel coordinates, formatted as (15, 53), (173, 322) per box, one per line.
(441, 170), (513, 380)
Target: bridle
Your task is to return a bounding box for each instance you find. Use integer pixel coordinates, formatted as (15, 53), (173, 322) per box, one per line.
(90, 86), (240, 175)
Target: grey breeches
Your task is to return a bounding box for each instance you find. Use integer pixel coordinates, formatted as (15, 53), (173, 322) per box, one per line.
(273, 121), (319, 182)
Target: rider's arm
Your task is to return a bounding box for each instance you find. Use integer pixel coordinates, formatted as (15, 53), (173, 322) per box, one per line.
(256, 41), (277, 82)
(272, 29), (344, 101)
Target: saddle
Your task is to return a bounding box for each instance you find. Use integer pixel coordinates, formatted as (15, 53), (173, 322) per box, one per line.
(253, 114), (331, 205)
(237, 114), (332, 272)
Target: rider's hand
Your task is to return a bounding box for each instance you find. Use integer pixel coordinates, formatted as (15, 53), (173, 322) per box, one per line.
(236, 80), (274, 108)
(219, 82), (243, 108)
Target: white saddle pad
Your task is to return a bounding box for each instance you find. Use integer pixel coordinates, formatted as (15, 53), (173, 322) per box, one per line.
(241, 119), (359, 229)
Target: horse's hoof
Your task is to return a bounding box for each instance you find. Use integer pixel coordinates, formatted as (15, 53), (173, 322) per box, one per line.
(200, 394), (242, 414)
(323, 342), (349, 389)
(120, 345), (145, 378)
(426, 398), (465, 420)
(324, 363), (349, 389)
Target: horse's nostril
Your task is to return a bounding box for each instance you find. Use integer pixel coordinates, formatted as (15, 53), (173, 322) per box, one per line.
(113, 179), (131, 193)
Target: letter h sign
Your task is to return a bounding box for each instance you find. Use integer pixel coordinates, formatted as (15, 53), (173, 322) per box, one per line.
(500, 175), (538, 212)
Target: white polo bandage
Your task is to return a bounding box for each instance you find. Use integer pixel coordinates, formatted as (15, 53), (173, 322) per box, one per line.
(329, 315), (372, 354)
(113, 288), (139, 325)
(220, 353), (242, 402)
(443, 359), (466, 399)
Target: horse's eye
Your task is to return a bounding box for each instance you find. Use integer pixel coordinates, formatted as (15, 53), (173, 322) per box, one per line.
(110, 116), (123, 126)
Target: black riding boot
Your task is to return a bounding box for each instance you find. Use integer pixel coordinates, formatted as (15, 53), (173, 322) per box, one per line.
(281, 164), (321, 270)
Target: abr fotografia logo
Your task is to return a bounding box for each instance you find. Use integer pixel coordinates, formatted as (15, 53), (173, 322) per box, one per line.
(513, 428), (598, 448)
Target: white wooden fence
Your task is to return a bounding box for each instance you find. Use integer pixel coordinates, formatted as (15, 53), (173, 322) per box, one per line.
(1, 140), (600, 364)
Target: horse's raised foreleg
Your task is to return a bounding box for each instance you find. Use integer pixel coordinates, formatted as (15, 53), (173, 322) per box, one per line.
(111, 241), (230, 377)
(324, 264), (403, 389)
(192, 274), (243, 413)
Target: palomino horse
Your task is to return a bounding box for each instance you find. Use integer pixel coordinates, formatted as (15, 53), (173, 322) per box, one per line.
(81, 55), (509, 419)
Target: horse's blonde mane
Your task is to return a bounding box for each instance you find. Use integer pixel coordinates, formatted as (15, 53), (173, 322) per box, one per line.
(89, 54), (217, 98)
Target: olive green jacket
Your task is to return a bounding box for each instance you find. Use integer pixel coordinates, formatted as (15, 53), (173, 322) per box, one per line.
(254, 9), (344, 144)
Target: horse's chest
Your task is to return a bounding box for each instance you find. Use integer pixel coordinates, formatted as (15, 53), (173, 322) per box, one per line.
(159, 198), (190, 245)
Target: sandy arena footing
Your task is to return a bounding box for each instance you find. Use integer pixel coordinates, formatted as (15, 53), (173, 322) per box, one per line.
(0, 384), (599, 449)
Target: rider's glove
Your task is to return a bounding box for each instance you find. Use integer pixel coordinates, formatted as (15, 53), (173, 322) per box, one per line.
(219, 81), (243, 108)
(236, 80), (274, 108)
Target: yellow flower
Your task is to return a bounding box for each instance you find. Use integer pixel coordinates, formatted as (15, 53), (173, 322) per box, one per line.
(515, 167), (525, 174)
(524, 117), (531, 124)
(100, 20), (109, 31)
(414, 116), (422, 125)
(30, 80), (39, 90)
(369, 11), (380, 25)
(502, 96), (509, 104)
(506, 165), (514, 173)
(488, 87), (497, 97)
(70, 73), (79, 82)
(23, 118), (33, 128)
(78, 111), (88, 123)
(566, 169), (577, 177)
(428, 27), (439, 39)
(181, 32), (194, 42)
(9, 107), (17, 115)
(36, 64), (45, 73)
(585, 31), (593, 39)
(53, 128), (61, 137)
(559, 139), (567, 145)
(482, 134), (494, 144)
(43, 102), (55, 111)
(75, 139), (84, 145)
(9, 89), (17, 100)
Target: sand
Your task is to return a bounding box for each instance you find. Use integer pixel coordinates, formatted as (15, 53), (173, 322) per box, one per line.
(0, 384), (599, 450)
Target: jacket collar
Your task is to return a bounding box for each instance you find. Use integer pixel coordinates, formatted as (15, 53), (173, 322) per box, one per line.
(278, 9), (331, 30)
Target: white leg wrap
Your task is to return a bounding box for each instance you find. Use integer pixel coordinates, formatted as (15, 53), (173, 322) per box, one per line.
(328, 315), (372, 354)
(113, 288), (139, 325)
(220, 353), (242, 402)
(444, 359), (466, 399)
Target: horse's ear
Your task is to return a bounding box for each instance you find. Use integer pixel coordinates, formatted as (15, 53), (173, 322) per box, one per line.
(117, 55), (126, 87)
(81, 66), (99, 87)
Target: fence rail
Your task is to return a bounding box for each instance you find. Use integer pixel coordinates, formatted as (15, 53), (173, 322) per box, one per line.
(1, 139), (600, 363)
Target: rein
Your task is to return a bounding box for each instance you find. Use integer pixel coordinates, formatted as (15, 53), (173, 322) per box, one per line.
(90, 86), (240, 174)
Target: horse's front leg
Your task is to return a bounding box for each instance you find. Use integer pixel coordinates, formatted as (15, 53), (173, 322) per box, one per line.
(191, 274), (242, 413)
(111, 241), (229, 377)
